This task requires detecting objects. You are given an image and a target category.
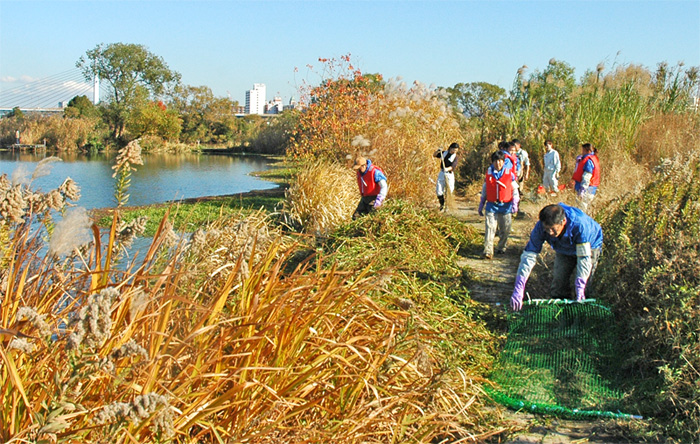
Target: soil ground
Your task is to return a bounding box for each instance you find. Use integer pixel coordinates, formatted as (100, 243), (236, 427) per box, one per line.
(448, 188), (635, 444)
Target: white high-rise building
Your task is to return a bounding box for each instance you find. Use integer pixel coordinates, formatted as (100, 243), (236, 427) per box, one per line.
(245, 83), (266, 115)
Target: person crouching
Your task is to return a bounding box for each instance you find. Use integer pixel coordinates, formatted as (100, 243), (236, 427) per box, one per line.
(478, 150), (516, 259)
(352, 156), (389, 220)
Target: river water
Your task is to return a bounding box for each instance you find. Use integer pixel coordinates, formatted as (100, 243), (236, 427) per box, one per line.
(0, 151), (278, 209)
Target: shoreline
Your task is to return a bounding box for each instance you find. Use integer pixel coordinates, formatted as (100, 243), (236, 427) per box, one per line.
(88, 183), (289, 221)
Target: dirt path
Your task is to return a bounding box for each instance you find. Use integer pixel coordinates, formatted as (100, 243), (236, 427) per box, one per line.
(448, 191), (629, 444)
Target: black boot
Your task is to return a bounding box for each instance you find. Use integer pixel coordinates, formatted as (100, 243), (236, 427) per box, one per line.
(438, 195), (445, 211)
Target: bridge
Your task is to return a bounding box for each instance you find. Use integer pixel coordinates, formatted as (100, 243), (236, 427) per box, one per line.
(0, 68), (104, 115)
(0, 68), (280, 118)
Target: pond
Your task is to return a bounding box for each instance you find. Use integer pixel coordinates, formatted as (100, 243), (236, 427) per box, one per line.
(0, 151), (278, 209)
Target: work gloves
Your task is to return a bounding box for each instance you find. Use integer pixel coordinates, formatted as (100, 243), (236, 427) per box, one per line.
(478, 196), (486, 216)
(373, 194), (385, 209)
(574, 277), (587, 302)
(511, 194), (520, 214)
(510, 275), (527, 311)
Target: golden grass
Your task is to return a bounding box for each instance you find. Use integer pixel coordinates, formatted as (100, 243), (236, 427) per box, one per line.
(1, 198), (499, 442)
(283, 160), (358, 234)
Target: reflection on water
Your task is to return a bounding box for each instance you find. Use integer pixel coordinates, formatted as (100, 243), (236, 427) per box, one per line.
(0, 151), (278, 209)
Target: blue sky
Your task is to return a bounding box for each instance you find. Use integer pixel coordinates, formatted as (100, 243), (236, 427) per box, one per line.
(1, 0), (698, 107)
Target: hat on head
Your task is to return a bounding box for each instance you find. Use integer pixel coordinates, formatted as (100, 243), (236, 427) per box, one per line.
(352, 156), (367, 170)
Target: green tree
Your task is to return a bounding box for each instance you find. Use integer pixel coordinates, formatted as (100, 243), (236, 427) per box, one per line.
(76, 43), (181, 141)
(444, 82), (506, 145)
(171, 85), (239, 144)
(64, 95), (100, 118)
(127, 100), (182, 141)
(5, 106), (24, 120)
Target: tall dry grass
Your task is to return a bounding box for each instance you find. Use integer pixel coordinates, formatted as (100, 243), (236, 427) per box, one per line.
(364, 78), (464, 206)
(1, 166), (499, 442)
(0, 114), (106, 151)
(593, 151), (700, 441)
(283, 159), (357, 234)
(633, 112), (700, 167)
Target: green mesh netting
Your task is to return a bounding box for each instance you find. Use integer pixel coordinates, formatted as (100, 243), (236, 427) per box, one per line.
(486, 299), (641, 420)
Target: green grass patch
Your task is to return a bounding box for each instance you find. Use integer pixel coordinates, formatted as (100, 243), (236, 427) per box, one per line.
(96, 191), (286, 236)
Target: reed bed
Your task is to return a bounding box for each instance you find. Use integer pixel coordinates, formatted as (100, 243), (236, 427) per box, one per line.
(1, 166), (503, 443)
(0, 113), (106, 150)
(593, 150), (700, 441)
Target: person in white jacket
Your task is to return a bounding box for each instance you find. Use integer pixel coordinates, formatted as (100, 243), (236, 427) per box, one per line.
(542, 140), (561, 195)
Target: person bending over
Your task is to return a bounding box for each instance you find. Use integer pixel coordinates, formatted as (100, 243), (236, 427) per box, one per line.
(510, 203), (603, 311)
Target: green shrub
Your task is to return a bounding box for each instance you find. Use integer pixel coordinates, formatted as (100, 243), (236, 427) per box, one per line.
(594, 151), (700, 441)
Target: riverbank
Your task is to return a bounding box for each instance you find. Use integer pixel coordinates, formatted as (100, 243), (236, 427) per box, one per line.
(89, 158), (295, 233)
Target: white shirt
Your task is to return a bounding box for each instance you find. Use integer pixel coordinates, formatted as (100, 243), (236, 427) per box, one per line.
(544, 148), (561, 173)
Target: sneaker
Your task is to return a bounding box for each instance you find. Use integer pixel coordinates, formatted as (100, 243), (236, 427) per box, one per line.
(482, 253), (492, 260)
(496, 248), (506, 254)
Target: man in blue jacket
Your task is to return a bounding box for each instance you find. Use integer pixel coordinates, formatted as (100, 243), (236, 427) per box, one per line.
(510, 203), (603, 311)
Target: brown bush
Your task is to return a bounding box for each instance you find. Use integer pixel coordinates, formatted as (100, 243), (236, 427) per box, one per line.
(634, 112), (700, 167)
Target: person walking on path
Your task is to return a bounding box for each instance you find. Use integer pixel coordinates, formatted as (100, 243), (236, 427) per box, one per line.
(500, 141), (521, 214)
(542, 140), (561, 196)
(511, 139), (530, 191)
(352, 156), (388, 220)
(478, 150), (516, 259)
(15, 130), (21, 145)
(510, 203), (603, 311)
(572, 143), (600, 214)
(434, 142), (460, 211)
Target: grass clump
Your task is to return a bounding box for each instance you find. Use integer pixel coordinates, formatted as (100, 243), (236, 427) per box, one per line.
(594, 150), (700, 442)
(283, 159), (358, 234)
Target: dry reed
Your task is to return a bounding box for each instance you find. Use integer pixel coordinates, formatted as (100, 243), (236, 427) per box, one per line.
(1, 175), (500, 442)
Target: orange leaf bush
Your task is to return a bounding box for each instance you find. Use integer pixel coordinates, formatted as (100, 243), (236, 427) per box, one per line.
(288, 57), (465, 227)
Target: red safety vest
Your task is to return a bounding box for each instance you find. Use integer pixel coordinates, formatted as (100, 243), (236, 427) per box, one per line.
(357, 165), (384, 197)
(503, 151), (519, 175)
(485, 168), (514, 203)
(572, 153), (600, 187)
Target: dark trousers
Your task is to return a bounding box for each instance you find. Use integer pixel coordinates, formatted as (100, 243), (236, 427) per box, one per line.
(551, 248), (601, 299)
(353, 195), (377, 220)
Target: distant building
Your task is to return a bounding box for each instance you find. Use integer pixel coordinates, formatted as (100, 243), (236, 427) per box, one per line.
(283, 97), (297, 112)
(245, 83), (266, 115)
(265, 96), (284, 114)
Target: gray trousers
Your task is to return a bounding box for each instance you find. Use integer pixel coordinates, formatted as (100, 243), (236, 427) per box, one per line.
(484, 212), (512, 255)
(551, 248), (601, 299)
